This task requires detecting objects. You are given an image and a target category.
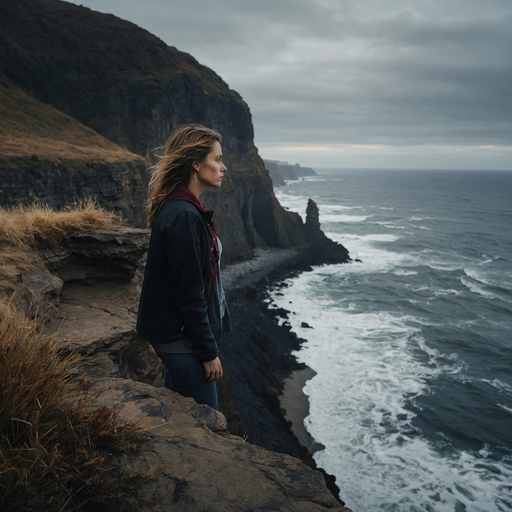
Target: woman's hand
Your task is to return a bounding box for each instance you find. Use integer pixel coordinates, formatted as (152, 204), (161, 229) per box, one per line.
(203, 357), (223, 382)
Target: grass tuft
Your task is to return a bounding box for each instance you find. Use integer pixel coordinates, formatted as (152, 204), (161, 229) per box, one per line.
(0, 200), (118, 248)
(0, 301), (153, 511)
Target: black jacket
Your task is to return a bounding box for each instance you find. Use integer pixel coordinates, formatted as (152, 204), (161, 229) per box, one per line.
(136, 199), (225, 362)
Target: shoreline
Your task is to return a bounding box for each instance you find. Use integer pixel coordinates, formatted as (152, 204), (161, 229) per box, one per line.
(224, 249), (323, 454)
(221, 244), (350, 505)
(279, 367), (320, 452)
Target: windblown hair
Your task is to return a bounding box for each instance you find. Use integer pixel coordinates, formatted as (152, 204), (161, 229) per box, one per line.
(147, 124), (222, 229)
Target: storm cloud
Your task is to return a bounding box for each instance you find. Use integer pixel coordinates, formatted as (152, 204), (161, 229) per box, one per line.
(68, 0), (512, 169)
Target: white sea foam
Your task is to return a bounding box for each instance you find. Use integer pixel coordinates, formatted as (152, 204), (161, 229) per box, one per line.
(409, 216), (436, 221)
(324, 232), (415, 274)
(321, 214), (369, 223)
(320, 204), (357, 211)
(394, 269), (418, 276)
(482, 379), (512, 395)
(464, 268), (492, 286)
(269, 269), (512, 511)
(460, 276), (498, 299)
(274, 190), (309, 220)
(433, 288), (463, 297)
(374, 221), (407, 229)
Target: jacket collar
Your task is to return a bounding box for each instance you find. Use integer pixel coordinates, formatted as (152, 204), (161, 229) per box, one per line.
(168, 185), (213, 223)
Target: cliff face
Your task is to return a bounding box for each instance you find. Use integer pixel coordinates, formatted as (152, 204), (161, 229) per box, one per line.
(0, 81), (150, 225)
(0, 0), (304, 263)
(0, 156), (149, 226)
(263, 159), (318, 185)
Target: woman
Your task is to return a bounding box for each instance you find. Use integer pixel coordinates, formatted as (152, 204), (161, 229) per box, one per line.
(136, 124), (230, 410)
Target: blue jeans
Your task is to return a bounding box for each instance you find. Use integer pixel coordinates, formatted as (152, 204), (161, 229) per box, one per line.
(155, 352), (218, 410)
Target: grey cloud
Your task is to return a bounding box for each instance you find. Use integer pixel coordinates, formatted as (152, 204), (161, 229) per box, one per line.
(67, 0), (512, 167)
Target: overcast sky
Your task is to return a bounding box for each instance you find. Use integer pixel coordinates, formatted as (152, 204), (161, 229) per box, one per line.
(68, 0), (511, 170)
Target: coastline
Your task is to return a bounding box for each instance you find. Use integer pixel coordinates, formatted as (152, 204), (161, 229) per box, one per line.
(223, 248), (315, 453)
(221, 242), (350, 505)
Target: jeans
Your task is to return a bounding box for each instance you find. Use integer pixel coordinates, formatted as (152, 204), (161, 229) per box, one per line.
(155, 352), (218, 410)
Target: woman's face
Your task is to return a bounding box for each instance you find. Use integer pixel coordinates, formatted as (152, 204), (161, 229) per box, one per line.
(196, 141), (227, 189)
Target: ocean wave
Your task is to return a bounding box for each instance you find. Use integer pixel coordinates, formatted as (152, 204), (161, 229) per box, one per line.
(319, 204), (358, 212)
(498, 403), (512, 414)
(460, 276), (499, 300)
(464, 267), (512, 294)
(374, 221), (407, 230)
(464, 268), (494, 286)
(433, 288), (463, 297)
(409, 216), (436, 222)
(270, 270), (512, 512)
(393, 269), (418, 276)
(321, 214), (370, 223)
(323, 232), (415, 275)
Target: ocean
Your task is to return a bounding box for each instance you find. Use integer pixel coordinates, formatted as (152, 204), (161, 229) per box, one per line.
(270, 169), (512, 512)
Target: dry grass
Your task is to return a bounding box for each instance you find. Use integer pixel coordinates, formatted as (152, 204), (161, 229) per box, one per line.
(0, 301), (153, 511)
(0, 204), (157, 509)
(0, 83), (144, 164)
(0, 200), (118, 249)
(0, 201), (118, 301)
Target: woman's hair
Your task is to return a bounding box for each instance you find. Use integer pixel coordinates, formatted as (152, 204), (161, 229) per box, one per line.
(147, 124), (222, 229)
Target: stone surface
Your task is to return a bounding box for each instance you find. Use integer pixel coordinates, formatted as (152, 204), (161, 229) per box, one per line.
(1, 225), (151, 320)
(45, 227), (151, 283)
(45, 279), (163, 387)
(90, 378), (349, 511)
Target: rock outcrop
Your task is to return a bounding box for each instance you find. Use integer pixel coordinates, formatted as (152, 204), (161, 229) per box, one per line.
(90, 378), (347, 511)
(6, 224), (351, 511)
(263, 159), (318, 185)
(264, 160), (287, 186)
(0, 0), (305, 263)
(303, 199), (350, 265)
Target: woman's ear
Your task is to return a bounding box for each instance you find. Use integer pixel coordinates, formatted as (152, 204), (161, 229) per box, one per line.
(192, 161), (200, 172)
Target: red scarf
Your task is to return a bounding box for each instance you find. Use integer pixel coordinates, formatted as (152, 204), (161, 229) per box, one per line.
(168, 185), (219, 287)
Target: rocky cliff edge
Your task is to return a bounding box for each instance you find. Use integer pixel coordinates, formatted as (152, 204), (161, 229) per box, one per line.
(0, 215), (350, 510)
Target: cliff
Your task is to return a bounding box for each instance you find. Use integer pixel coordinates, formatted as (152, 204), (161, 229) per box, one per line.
(264, 160), (287, 186)
(0, 206), (351, 510)
(0, 0), (305, 263)
(0, 80), (149, 225)
(263, 159), (318, 185)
